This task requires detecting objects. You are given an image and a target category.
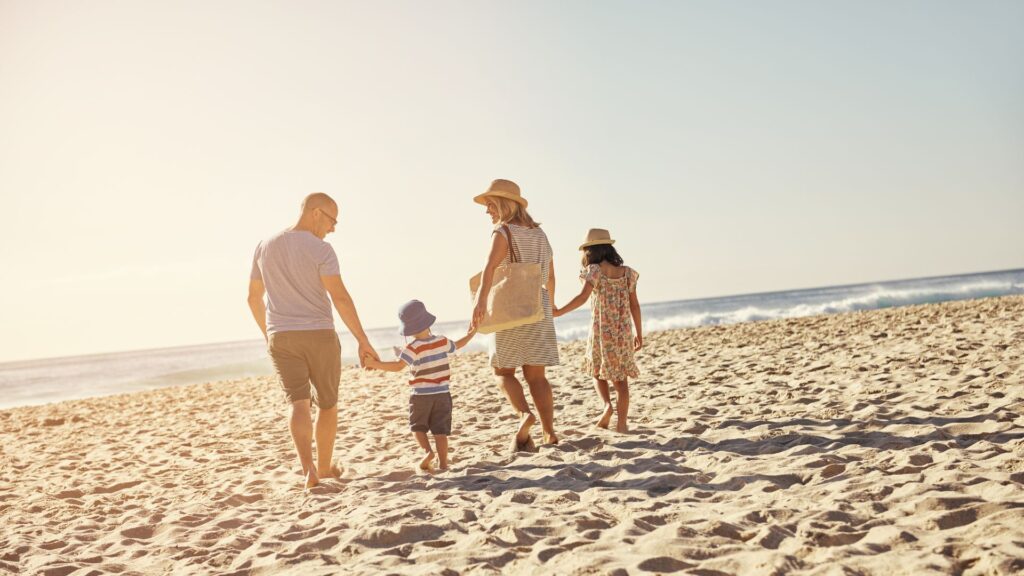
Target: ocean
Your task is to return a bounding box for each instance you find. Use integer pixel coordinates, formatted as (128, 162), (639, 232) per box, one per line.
(2, 268), (1021, 410)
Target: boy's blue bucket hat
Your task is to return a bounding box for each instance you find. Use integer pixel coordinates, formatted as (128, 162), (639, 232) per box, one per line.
(398, 300), (436, 336)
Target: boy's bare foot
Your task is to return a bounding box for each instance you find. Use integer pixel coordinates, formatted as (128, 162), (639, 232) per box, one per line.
(615, 421), (629, 433)
(516, 413), (536, 444)
(419, 451), (435, 471)
(596, 404), (613, 429)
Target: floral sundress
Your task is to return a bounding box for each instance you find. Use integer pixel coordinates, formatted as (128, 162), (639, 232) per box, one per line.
(581, 264), (640, 381)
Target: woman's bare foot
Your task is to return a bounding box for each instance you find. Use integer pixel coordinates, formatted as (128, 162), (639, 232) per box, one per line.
(516, 412), (536, 444)
(543, 432), (559, 445)
(304, 467), (320, 489)
(596, 404), (613, 429)
(419, 451), (435, 471)
(615, 420), (629, 433)
(318, 463), (344, 479)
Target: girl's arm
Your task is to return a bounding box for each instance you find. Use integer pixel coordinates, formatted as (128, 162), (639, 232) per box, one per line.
(553, 282), (594, 317)
(471, 232), (509, 330)
(629, 288), (643, 350)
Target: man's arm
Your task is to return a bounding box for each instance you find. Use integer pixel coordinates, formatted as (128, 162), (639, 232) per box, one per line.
(321, 275), (380, 365)
(247, 278), (268, 341)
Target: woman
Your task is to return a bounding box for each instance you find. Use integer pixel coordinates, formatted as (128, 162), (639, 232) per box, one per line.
(471, 179), (560, 451)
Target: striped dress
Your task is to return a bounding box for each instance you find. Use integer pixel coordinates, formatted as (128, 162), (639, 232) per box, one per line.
(490, 224), (560, 368)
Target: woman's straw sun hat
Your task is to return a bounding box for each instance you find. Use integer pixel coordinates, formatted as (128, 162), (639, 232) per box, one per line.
(579, 228), (615, 250)
(474, 179), (528, 208)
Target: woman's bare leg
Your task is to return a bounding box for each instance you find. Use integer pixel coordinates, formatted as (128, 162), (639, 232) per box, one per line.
(523, 365), (557, 444)
(494, 367), (536, 444)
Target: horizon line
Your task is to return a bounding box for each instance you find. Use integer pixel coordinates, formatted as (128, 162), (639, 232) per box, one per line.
(2, 264), (1020, 367)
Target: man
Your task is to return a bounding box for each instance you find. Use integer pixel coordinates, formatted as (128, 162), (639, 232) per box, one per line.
(248, 192), (380, 488)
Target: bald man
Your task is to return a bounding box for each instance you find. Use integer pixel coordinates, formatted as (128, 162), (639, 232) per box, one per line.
(248, 193), (380, 488)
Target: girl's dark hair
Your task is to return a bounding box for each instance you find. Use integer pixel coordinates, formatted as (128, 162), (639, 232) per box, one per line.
(582, 244), (624, 267)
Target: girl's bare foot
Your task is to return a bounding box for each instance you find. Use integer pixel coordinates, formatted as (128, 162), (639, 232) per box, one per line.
(596, 404), (613, 429)
(419, 451), (435, 471)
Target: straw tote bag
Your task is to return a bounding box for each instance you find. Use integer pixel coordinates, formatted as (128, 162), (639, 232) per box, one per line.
(469, 225), (544, 334)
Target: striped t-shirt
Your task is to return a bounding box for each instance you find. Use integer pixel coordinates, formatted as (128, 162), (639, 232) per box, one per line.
(399, 335), (457, 395)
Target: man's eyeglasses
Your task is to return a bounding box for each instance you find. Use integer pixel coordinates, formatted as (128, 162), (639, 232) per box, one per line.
(317, 208), (337, 226)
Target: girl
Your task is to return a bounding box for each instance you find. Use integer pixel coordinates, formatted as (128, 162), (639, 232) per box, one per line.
(553, 228), (642, 432)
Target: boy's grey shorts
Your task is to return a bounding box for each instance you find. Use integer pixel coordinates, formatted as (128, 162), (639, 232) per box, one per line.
(409, 392), (452, 435)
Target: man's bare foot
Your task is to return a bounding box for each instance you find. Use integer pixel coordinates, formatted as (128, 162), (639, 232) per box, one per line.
(596, 404), (613, 429)
(516, 412), (536, 444)
(419, 451), (435, 471)
(615, 421), (629, 433)
(304, 468), (320, 489)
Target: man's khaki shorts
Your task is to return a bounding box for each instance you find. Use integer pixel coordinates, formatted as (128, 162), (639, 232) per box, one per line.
(268, 329), (341, 409)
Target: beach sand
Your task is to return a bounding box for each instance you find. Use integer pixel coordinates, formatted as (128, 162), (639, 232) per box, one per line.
(2, 296), (1022, 575)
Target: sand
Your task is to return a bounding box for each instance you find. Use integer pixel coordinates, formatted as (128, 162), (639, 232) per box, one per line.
(2, 296), (1022, 575)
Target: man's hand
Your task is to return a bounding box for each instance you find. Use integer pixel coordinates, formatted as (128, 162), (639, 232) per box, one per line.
(358, 342), (380, 368)
(361, 353), (380, 370)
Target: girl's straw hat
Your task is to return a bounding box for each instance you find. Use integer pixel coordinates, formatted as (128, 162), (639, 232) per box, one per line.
(473, 179), (528, 208)
(579, 228), (615, 250)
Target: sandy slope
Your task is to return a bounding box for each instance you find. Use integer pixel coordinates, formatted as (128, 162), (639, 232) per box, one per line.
(1, 296), (1022, 575)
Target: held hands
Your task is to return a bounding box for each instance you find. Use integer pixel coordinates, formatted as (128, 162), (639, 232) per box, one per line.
(361, 352), (380, 370)
(552, 305), (562, 318)
(358, 342), (381, 369)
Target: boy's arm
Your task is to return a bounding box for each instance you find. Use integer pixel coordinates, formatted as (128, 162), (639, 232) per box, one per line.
(454, 328), (477, 350)
(553, 283), (594, 317)
(363, 356), (407, 372)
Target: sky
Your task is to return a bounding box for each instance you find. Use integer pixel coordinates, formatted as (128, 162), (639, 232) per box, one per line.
(1, 1), (1022, 363)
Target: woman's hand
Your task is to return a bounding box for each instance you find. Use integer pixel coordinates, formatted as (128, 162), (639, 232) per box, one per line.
(471, 300), (487, 331)
(633, 334), (643, 351)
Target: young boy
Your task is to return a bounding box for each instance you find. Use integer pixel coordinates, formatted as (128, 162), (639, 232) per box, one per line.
(363, 300), (475, 471)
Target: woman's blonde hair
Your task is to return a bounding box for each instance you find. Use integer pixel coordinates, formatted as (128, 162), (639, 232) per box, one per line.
(489, 197), (540, 228)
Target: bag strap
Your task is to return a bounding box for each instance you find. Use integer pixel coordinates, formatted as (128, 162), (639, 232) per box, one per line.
(501, 224), (522, 263)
